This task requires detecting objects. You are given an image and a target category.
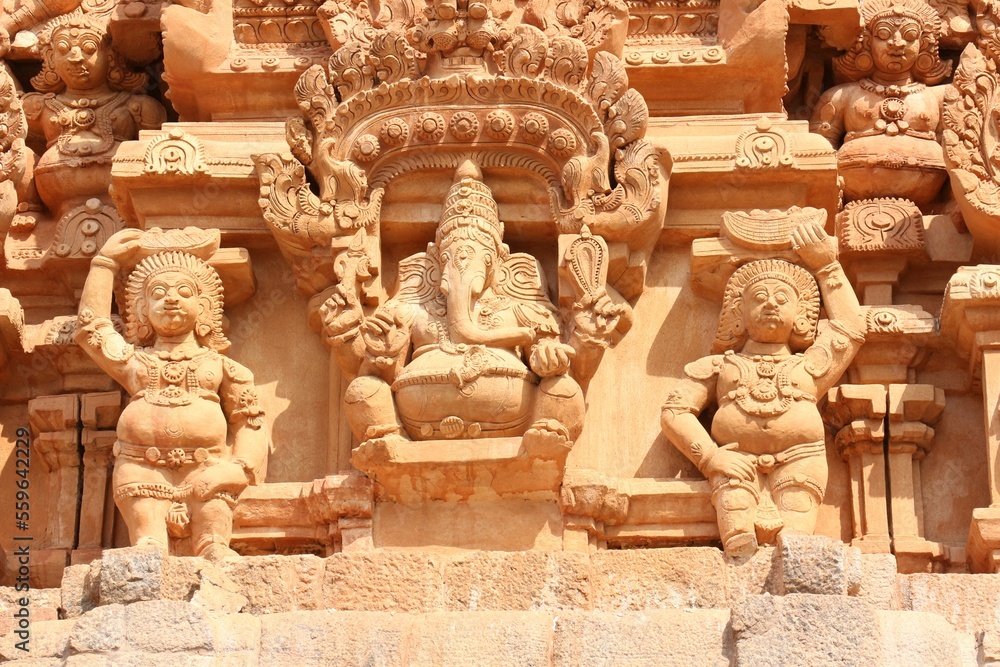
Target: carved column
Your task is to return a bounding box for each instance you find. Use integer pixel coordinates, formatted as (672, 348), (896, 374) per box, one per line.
(27, 394), (80, 583)
(74, 391), (122, 563)
(941, 266), (1000, 571)
(825, 384), (890, 553)
(886, 384), (947, 572)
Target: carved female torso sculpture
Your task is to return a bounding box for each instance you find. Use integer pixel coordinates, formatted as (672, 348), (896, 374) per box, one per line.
(22, 17), (165, 218)
(661, 223), (865, 558)
(810, 0), (951, 206)
(75, 228), (267, 560)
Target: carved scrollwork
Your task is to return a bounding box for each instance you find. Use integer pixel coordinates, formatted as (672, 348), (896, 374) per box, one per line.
(143, 129), (210, 177)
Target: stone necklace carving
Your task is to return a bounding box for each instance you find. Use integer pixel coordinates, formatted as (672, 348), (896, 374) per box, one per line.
(859, 78), (926, 138)
(723, 351), (814, 417)
(137, 347), (217, 407)
(46, 90), (132, 159)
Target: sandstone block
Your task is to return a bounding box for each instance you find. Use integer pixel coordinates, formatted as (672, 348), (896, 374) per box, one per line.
(323, 552), (444, 612)
(775, 534), (861, 595)
(259, 610), (411, 666)
(857, 554), (900, 610)
(68, 604), (126, 653)
(0, 618), (72, 662)
(725, 547), (777, 604)
(442, 551), (589, 611)
(123, 600), (215, 653)
(553, 609), (732, 667)
(591, 547), (728, 610)
(222, 555), (324, 614)
(60, 563), (100, 619)
(876, 610), (967, 667)
(900, 573), (1000, 635)
(409, 611), (553, 667)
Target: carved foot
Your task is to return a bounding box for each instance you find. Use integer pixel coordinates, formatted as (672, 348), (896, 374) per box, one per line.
(522, 419), (573, 459)
(351, 432), (411, 471)
(199, 542), (239, 562)
(723, 532), (759, 559)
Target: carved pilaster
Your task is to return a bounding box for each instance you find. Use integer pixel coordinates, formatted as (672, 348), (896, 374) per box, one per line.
(76, 391), (123, 558)
(825, 384), (891, 554)
(886, 384), (949, 572)
(27, 394), (80, 552)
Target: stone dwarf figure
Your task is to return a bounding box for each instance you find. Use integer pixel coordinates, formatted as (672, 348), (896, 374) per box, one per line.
(810, 0), (951, 207)
(21, 15), (166, 221)
(661, 222), (865, 558)
(321, 160), (586, 449)
(76, 228), (268, 561)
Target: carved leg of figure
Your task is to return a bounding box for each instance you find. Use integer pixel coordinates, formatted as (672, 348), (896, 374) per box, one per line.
(771, 455), (828, 537)
(345, 375), (407, 443)
(532, 375), (585, 441)
(113, 460), (171, 551)
(189, 497), (238, 561)
(711, 476), (760, 558)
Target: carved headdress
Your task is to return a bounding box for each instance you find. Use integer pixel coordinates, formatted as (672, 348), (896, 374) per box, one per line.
(123, 230), (228, 352)
(31, 15), (148, 94)
(712, 259), (821, 354)
(832, 0), (951, 85)
(434, 160), (506, 256)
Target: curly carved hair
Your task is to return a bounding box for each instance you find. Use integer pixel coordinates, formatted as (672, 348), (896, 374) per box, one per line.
(832, 0), (952, 85)
(124, 251), (229, 352)
(712, 259), (821, 354)
(30, 15), (148, 94)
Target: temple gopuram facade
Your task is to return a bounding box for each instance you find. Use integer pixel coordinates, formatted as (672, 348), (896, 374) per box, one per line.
(5, 0), (1000, 662)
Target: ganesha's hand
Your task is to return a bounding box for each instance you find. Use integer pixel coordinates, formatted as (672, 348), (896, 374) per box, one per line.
(319, 284), (364, 343)
(96, 228), (144, 271)
(191, 459), (249, 502)
(791, 221), (837, 270)
(530, 338), (575, 377)
(702, 443), (756, 482)
(573, 292), (627, 342)
(360, 310), (409, 369)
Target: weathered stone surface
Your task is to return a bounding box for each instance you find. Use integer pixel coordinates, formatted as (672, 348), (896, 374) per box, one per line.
(553, 610), (732, 667)
(124, 600), (215, 653)
(732, 594), (880, 666)
(775, 534), (861, 596)
(410, 612), (553, 667)
(591, 548), (728, 610)
(259, 610), (411, 665)
(876, 610), (967, 667)
(725, 547), (777, 604)
(0, 618), (72, 662)
(857, 555), (900, 610)
(323, 552), (444, 612)
(60, 564), (99, 618)
(222, 555), (324, 614)
(68, 605), (126, 653)
(443, 551), (589, 611)
(900, 573), (1000, 635)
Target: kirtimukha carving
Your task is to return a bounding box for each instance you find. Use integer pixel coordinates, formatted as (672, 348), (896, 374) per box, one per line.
(810, 0), (951, 207)
(13, 16), (166, 258)
(323, 160), (587, 451)
(661, 222), (865, 558)
(75, 227), (268, 561)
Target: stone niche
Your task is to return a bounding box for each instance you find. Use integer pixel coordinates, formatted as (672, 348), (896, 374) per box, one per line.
(4, 0), (1000, 663)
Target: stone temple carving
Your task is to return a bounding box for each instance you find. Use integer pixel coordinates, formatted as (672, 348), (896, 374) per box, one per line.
(75, 228), (268, 560)
(326, 160), (587, 451)
(661, 221), (865, 557)
(810, 0), (951, 207)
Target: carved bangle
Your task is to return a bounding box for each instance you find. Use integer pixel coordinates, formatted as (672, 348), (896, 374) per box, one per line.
(814, 261), (841, 277)
(91, 255), (119, 272)
(694, 442), (720, 474)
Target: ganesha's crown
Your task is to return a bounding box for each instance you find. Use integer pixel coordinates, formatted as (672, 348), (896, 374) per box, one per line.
(435, 160), (504, 250)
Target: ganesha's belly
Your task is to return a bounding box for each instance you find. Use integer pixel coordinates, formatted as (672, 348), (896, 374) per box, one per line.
(392, 347), (536, 439)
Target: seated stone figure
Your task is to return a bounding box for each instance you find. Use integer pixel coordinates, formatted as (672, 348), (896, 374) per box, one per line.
(810, 0), (951, 206)
(661, 222), (865, 558)
(323, 160), (585, 449)
(76, 228), (268, 561)
(22, 16), (166, 221)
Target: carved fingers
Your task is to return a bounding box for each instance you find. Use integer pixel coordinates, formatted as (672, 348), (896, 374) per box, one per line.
(790, 220), (837, 270)
(360, 309), (409, 367)
(320, 284), (364, 340)
(530, 338), (575, 377)
(573, 292), (626, 339)
(703, 443), (756, 482)
(96, 228), (145, 271)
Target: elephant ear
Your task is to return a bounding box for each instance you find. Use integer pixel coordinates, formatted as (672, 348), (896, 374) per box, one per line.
(393, 251), (441, 304)
(494, 253), (561, 336)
